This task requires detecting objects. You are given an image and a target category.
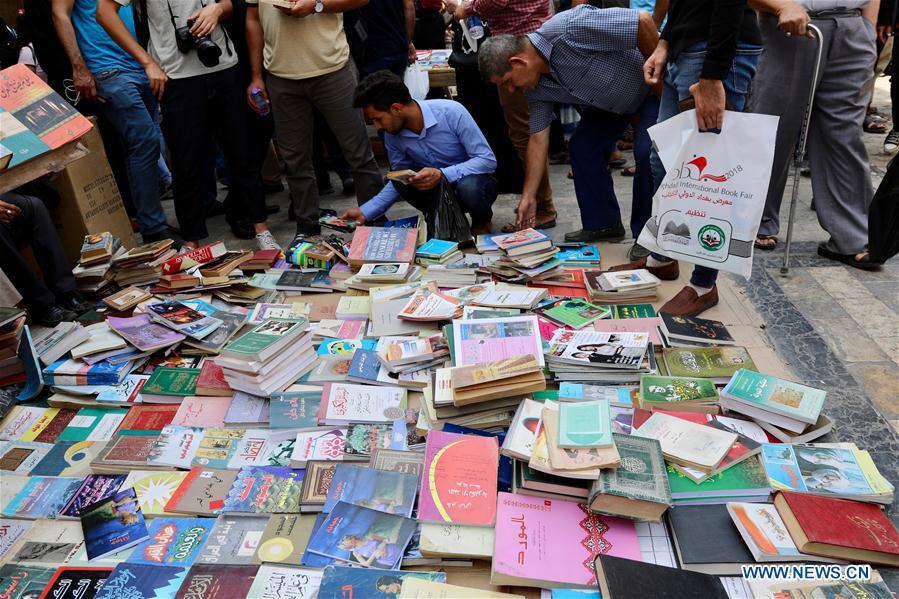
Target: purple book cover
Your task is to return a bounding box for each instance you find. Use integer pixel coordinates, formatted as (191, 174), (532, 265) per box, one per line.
(107, 315), (186, 350)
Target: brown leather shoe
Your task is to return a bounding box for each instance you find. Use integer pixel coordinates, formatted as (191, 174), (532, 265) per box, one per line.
(607, 257), (680, 281)
(660, 285), (719, 317)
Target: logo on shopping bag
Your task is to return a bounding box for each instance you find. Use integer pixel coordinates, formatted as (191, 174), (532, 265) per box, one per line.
(672, 156), (737, 183)
(698, 225), (726, 251)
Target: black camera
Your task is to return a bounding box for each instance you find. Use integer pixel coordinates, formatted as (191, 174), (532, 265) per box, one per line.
(174, 17), (222, 67)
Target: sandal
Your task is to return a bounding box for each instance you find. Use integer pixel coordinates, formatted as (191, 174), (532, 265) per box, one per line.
(620, 165), (636, 177)
(864, 113), (888, 133)
(817, 243), (883, 270)
(754, 234), (778, 251)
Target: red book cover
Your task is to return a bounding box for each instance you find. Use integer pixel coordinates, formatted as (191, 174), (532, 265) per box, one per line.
(33, 409), (78, 443)
(196, 361), (231, 396)
(777, 491), (899, 565)
(160, 241), (226, 274)
(116, 405), (179, 432)
(347, 227), (417, 265)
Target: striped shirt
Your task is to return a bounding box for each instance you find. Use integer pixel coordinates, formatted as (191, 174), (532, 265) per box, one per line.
(525, 6), (649, 134)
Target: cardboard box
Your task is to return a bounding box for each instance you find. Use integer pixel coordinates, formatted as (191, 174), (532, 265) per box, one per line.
(52, 118), (137, 263)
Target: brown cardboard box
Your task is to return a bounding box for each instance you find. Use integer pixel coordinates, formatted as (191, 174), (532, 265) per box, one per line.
(53, 118), (136, 263)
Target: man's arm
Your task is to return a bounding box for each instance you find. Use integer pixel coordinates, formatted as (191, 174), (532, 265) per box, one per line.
(515, 127), (549, 229)
(188, 0), (231, 37)
(440, 108), (497, 183)
(96, 0), (168, 99)
(403, 0), (416, 63)
(346, 136), (411, 222)
(245, 5), (268, 111)
(863, 0), (881, 26)
(652, 0), (668, 29)
(748, 0), (810, 36)
(51, 0), (96, 99)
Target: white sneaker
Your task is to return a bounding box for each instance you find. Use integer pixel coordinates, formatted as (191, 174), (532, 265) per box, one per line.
(256, 230), (282, 251)
(884, 130), (899, 155)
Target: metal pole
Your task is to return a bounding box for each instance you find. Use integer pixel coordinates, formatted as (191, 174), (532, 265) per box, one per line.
(781, 24), (825, 275)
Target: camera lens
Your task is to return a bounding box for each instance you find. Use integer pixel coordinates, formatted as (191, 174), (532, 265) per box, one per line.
(194, 36), (222, 67)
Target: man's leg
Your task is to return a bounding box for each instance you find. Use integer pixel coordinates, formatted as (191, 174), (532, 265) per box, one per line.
(0, 201), (57, 312)
(1, 194), (76, 304)
(566, 109), (629, 239)
(630, 94), (660, 239)
(453, 174), (497, 230)
(268, 73), (318, 233)
(806, 15), (876, 257)
(160, 75), (214, 244)
(94, 70), (168, 237)
(311, 63), (383, 204)
(497, 86), (555, 224)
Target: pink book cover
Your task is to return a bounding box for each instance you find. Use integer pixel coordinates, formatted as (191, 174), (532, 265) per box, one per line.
(493, 492), (641, 587)
(592, 317), (663, 346)
(419, 431), (498, 526)
(171, 396), (231, 428)
(338, 320), (365, 338)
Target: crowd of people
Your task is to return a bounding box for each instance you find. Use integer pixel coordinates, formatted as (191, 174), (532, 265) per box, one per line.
(1, 0), (897, 322)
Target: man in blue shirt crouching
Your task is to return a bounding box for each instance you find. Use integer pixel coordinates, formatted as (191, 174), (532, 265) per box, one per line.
(340, 71), (498, 236)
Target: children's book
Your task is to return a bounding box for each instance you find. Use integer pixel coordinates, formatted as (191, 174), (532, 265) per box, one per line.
(80, 488), (149, 561)
(306, 501), (417, 569)
(419, 431), (498, 527)
(321, 464), (418, 517)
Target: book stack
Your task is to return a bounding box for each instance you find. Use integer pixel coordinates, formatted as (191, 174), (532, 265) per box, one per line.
(659, 313), (735, 347)
(585, 269), (661, 303)
(344, 262), (421, 291)
(483, 228), (563, 283)
(112, 239), (177, 287)
(637, 375), (719, 413)
(287, 236), (336, 270)
(215, 319), (316, 395)
(545, 329), (655, 383)
(0, 308), (26, 385)
(240, 249), (281, 272)
(73, 233), (121, 294)
(415, 239), (460, 266)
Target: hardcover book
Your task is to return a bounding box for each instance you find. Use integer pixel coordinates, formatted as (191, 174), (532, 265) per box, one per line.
(588, 433), (671, 522)
(116, 405), (179, 432)
(419, 431), (498, 526)
(668, 504), (755, 575)
(173, 564), (258, 599)
(80, 488), (149, 561)
(305, 501), (416, 569)
(221, 467), (305, 514)
(141, 368), (200, 403)
(127, 517), (215, 567)
(491, 492), (640, 588)
(196, 359), (230, 398)
(164, 468), (239, 516)
(594, 555), (728, 599)
(197, 515), (268, 565)
(322, 464), (418, 517)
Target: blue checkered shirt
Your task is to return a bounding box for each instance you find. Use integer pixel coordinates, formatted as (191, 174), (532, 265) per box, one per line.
(525, 6), (649, 133)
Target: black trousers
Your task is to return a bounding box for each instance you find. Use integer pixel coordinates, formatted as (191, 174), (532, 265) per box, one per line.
(0, 193), (75, 310)
(161, 66), (266, 241)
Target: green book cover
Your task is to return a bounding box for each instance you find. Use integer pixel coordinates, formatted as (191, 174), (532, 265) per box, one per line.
(639, 375), (719, 404)
(592, 433), (671, 505)
(722, 369), (824, 424)
(443, 323), (455, 367)
(542, 299), (611, 329)
(142, 367), (200, 397)
(224, 319), (305, 356)
(663, 346), (757, 379)
(612, 304), (656, 318)
(57, 407), (128, 442)
(557, 399), (612, 448)
(667, 456), (770, 498)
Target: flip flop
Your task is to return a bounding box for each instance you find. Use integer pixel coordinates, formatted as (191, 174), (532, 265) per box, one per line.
(864, 113), (888, 133)
(817, 243), (882, 270)
(754, 234), (778, 251)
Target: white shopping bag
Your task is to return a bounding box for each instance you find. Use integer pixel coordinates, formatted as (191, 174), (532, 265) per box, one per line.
(404, 64), (430, 101)
(637, 109), (779, 278)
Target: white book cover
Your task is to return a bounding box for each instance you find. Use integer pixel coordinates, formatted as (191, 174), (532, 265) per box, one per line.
(320, 383), (407, 424)
(146, 425), (204, 469)
(469, 285), (546, 308)
(633, 412), (736, 469)
(358, 262), (410, 280)
(598, 269), (661, 291)
(227, 428), (299, 469)
(289, 429), (346, 465)
(70, 322), (126, 359)
(0, 407), (46, 441)
(500, 398), (543, 461)
(247, 565), (324, 599)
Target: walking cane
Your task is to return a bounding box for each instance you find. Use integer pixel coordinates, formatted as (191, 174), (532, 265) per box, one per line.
(780, 24), (824, 275)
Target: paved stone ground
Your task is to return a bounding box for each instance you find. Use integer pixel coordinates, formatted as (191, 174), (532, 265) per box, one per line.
(177, 75), (898, 583)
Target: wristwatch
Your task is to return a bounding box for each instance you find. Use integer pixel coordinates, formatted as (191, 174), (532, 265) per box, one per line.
(314, 0), (324, 13)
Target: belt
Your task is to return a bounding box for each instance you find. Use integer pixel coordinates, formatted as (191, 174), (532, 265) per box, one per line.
(808, 8), (862, 17)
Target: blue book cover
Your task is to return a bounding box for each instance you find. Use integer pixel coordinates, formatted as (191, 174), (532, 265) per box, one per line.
(0, 106), (52, 168)
(95, 563), (188, 599)
(269, 391), (322, 430)
(302, 512), (335, 567)
(127, 517), (215, 567)
(16, 325), (43, 402)
(558, 382), (634, 407)
(346, 349), (381, 384)
(383, 215), (419, 229)
(42, 359), (130, 386)
(81, 487), (150, 561)
(2, 476), (82, 519)
(321, 464), (418, 517)
(221, 466), (305, 514)
(358, 228), (415, 262)
(317, 566), (445, 599)
(29, 440), (99, 476)
(415, 239), (457, 257)
(441, 424), (513, 493)
(556, 246), (601, 264)
(306, 502), (417, 569)
(316, 338), (377, 356)
(60, 473), (126, 518)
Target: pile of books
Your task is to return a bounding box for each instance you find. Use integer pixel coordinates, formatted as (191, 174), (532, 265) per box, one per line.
(585, 269), (661, 303)
(1, 218), (897, 599)
(72, 233), (124, 293)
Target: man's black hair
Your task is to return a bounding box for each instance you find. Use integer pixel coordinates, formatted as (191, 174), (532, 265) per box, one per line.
(353, 70), (413, 111)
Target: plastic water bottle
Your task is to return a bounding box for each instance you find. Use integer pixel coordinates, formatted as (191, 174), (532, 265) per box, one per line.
(466, 16), (485, 40)
(250, 87), (270, 116)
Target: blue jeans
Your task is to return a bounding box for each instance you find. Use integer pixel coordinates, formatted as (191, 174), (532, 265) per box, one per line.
(650, 42), (761, 288)
(95, 69), (168, 236)
(569, 94), (659, 233)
